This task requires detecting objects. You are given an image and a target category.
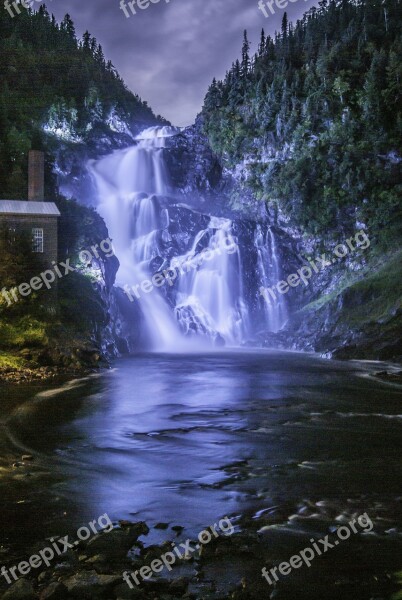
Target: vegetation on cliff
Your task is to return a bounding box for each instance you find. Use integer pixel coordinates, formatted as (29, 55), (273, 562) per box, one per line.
(202, 0), (401, 243)
(0, 5), (166, 199)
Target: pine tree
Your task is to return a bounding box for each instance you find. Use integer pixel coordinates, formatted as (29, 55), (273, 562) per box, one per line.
(281, 13), (288, 39)
(61, 14), (75, 39)
(259, 29), (266, 56)
(95, 44), (105, 65)
(90, 37), (98, 56)
(82, 30), (91, 52)
(241, 30), (250, 79)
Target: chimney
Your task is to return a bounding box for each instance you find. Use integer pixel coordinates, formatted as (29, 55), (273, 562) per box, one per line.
(28, 150), (44, 201)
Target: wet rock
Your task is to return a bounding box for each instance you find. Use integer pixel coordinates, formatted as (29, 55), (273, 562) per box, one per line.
(142, 578), (171, 593)
(142, 541), (172, 562)
(169, 577), (189, 595)
(113, 582), (146, 598)
(171, 525), (184, 534)
(39, 582), (68, 600)
(37, 573), (50, 585)
(154, 523), (169, 530)
(1, 578), (36, 600)
(62, 570), (120, 598)
(86, 523), (149, 560)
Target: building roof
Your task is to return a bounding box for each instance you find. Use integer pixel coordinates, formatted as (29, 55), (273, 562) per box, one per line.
(0, 200), (60, 217)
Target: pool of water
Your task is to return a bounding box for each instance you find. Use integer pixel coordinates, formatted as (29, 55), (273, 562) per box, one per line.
(1, 350), (401, 596)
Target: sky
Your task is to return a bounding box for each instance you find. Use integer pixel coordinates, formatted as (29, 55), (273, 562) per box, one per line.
(51, 0), (319, 127)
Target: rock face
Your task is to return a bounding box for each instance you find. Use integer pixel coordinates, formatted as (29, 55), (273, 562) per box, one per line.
(164, 118), (225, 206)
(167, 124), (401, 361)
(49, 116), (401, 361)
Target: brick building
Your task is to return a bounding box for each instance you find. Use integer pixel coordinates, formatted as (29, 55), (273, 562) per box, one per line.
(0, 151), (60, 265)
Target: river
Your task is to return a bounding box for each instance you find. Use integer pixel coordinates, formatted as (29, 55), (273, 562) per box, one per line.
(1, 350), (401, 597)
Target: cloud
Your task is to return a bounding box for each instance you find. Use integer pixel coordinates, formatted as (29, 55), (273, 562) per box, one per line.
(51, 0), (318, 126)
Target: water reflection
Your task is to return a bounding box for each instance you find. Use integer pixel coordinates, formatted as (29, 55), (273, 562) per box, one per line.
(2, 350), (402, 546)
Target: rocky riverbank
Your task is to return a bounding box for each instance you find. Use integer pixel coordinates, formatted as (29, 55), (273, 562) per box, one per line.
(1, 502), (401, 600)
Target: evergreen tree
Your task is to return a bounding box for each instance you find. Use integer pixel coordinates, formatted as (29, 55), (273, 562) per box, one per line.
(258, 29), (266, 56)
(82, 30), (91, 51)
(61, 14), (75, 39)
(241, 30), (250, 79)
(201, 0), (401, 239)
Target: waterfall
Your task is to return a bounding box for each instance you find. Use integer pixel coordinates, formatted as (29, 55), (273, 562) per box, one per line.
(172, 217), (249, 345)
(88, 126), (250, 350)
(255, 225), (288, 333)
(88, 126), (180, 350)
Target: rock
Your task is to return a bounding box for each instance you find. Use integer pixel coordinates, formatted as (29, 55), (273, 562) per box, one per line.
(1, 578), (36, 600)
(171, 525), (184, 533)
(39, 582), (68, 600)
(214, 333), (226, 347)
(113, 583), (146, 599)
(86, 522), (149, 560)
(169, 577), (189, 595)
(118, 520), (133, 528)
(154, 523), (169, 530)
(37, 573), (50, 585)
(62, 570), (120, 598)
(22, 455), (34, 461)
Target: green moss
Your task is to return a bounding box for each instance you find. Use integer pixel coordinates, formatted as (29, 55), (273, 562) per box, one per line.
(302, 250), (402, 327)
(0, 317), (48, 349)
(0, 353), (27, 369)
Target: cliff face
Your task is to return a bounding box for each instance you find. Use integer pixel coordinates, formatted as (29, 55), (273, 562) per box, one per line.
(163, 121), (401, 361)
(45, 106), (401, 363)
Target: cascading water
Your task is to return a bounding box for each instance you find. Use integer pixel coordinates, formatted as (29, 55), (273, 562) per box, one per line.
(88, 126), (250, 350)
(172, 217), (249, 345)
(88, 126), (180, 350)
(255, 225), (288, 333)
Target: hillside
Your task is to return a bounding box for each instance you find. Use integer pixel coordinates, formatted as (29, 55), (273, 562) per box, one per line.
(0, 4), (166, 200)
(202, 0), (401, 244)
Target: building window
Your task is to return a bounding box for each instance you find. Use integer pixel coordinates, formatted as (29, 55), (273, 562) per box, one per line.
(8, 226), (17, 244)
(32, 228), (44, 253)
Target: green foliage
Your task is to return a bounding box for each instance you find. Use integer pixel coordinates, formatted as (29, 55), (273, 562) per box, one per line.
(202, 0), (402, 243)
(0, 317), (48, 349)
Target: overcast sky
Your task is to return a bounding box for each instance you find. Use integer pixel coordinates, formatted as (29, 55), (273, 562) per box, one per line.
(51, 0), (318, 126)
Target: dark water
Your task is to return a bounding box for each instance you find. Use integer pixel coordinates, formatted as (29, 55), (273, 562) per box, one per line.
(1, 350), (402, 596)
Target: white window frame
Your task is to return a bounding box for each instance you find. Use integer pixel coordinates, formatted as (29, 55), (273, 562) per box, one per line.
(32, 228), (44, 253)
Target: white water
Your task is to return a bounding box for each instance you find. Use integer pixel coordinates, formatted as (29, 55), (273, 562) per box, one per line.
(255, 225), (288, 332)
(88, 127), (180, 350)
(89, 125), (287, 349)
(172, 216), (250, 344)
